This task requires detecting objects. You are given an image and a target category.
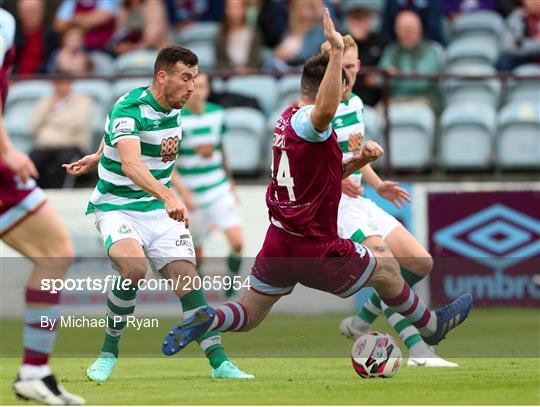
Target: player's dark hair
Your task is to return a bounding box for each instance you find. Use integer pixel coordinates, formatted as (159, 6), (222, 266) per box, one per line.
(154, 45), (198, 76)
(300, 53), (349, 99)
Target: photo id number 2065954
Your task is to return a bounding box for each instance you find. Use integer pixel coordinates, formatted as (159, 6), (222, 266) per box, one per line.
(177, 275), (251, 292)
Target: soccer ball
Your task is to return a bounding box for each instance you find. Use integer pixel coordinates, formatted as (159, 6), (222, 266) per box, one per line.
(351, 331), (402, 378)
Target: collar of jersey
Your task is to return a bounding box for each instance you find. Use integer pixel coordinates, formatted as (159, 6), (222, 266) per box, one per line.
(143, 87), (172, 114)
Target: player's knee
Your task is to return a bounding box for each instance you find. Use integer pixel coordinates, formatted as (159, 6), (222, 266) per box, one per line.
(369, 256), (400, 290)
(412, 255), (433, 277)
(120, 262), (147, 285)
(231, 241), (243, 255)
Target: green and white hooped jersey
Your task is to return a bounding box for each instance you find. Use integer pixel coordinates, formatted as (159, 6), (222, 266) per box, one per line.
(87, 86), (182, 214)
(176, 102), (230, 208)
(333, 93), (365, 185)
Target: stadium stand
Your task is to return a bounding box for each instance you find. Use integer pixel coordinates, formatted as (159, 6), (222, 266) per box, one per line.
(388, 104), (435, 170)
(445, 64), (501, 108)
(451, 10), (504, 45)
(507, 63), (540, 104)
(174, 22), (220, 49)
(114, 49), (158, 75)
(440, 103), (497, 169)
(226, 75), (277, 115)
(497, 102), (540, 169)
(223, 107), (266, 173)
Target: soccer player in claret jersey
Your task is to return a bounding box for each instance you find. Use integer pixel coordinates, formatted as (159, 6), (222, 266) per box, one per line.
(320, 35), (457, 367)
(172, 72), (244, 297)
(63, 45), (252, 380)
(1, 8), (84, 405)
(162, 10), (473, 356)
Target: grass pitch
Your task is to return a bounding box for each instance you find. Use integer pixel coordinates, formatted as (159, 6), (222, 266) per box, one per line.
(1, 309), (539, 405)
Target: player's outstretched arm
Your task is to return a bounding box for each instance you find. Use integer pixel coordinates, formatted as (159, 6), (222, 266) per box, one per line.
(117, 138), (189, 225)
(311, 8), (344, 132)
(0, 118), (39, 182)
(342, 140), (384, 178)
(362, 165), (412, 208)
(63, 138), (104, 176)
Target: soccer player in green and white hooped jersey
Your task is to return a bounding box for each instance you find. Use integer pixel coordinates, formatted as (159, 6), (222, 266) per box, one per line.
(320, 36), (457, 367)
(64, 46), (253, 380)
(172, 73), (243, 296)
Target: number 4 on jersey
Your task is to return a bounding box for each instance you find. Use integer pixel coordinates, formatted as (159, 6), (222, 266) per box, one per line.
(276, 150), (296, 201)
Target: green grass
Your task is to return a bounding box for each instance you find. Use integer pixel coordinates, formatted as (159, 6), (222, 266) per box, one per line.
(1, 309), (539, 405)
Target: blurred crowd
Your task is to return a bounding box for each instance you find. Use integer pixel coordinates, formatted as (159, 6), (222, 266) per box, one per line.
(2, 0), (539, 185)
(4, 0), (537, 79)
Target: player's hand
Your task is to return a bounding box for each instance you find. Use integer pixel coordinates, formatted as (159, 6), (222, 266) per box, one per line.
(62, 153), (100, 176)
(2, 145), (39, 182)
(359, 140), (384, 164)
(376, 181), (412, 209)
(323, 8), (343, 51)
(342, 178), (364, 198)
(164, 194), (190, 227)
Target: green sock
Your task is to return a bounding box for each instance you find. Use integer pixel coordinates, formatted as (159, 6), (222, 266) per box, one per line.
(101, 277), (138, 358)
(383, 305), (423, 349)
(379, 269), (424, 350)
(180, 289), (228, 369)
(357, 292), (381, 324)
(227, 252), (242, 275)
(357, 268), (424, 324)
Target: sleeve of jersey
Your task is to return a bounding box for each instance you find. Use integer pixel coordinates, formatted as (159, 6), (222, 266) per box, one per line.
(290, 105), (332, 143)
(108, 105), (141, 145)
(0, 10), (16, 66)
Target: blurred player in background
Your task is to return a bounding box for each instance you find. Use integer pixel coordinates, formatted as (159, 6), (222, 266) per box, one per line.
(64, 45), (252, 381)
(320, 36), (457, 367)
(162, 10), (473, 357)
(1, 7), (84, 405)
(172, 72), (243, 298)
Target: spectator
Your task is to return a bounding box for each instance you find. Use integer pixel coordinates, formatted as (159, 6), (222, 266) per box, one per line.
(257, 0), (289, 48)
(378, 11), (442, 109)
(442, 0), (498, 21)
(168, 0), (224, 31)
(267, 0), (325, 71)
(52, 26), (93, 75)
(110, 0), (171, 55)
(381, 0), (445, 45)
(343, 1), (388, 106)
(54, 0), (118, 51)
(13, 0), (59, 75)
(498, 0), (540, 70)
(215, 0), (262, 72)
(29, 74), (92, 188)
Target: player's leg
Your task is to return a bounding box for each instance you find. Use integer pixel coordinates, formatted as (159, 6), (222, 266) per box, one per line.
(149, 213), (253, 378)
(160, 259), (253, 378)
(223, 225), (243, 296)
(363, 245), (472, 345)
(86, 212), (147, 382)
(3, 202), (84, 404)
(382, 227), (457, 366)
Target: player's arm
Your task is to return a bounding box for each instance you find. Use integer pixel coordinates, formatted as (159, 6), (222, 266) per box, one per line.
(62, 138), (104, 176)
(342, 140), (383, 179)
(117, 139), (189, 224)
(0, 117), (38, 182)
(310, 8), (344, 132)
(361, 164), (411, 208)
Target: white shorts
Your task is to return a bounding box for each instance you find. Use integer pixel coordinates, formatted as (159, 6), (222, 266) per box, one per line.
(338, 195), (401, 242)
(190, 191), (242, 246)
(94, 209), (196, 272)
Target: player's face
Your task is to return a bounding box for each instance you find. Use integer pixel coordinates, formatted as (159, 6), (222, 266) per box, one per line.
(342, 48), (360, 99)
(163, 63), (199, 109)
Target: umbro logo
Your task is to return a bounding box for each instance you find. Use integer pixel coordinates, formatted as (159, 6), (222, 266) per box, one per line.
(153, 120), (161, 127)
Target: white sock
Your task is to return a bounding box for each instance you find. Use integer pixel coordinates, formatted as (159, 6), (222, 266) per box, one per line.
(408, 341), (431, 358)
(19, 364), (51, 380)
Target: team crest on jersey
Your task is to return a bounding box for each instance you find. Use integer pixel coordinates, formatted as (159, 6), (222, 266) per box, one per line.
(353, 242), (367, 258)
(160, 136), (179, 162)
(118, 223), (132, 234)
(347, 132), (363, 152)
